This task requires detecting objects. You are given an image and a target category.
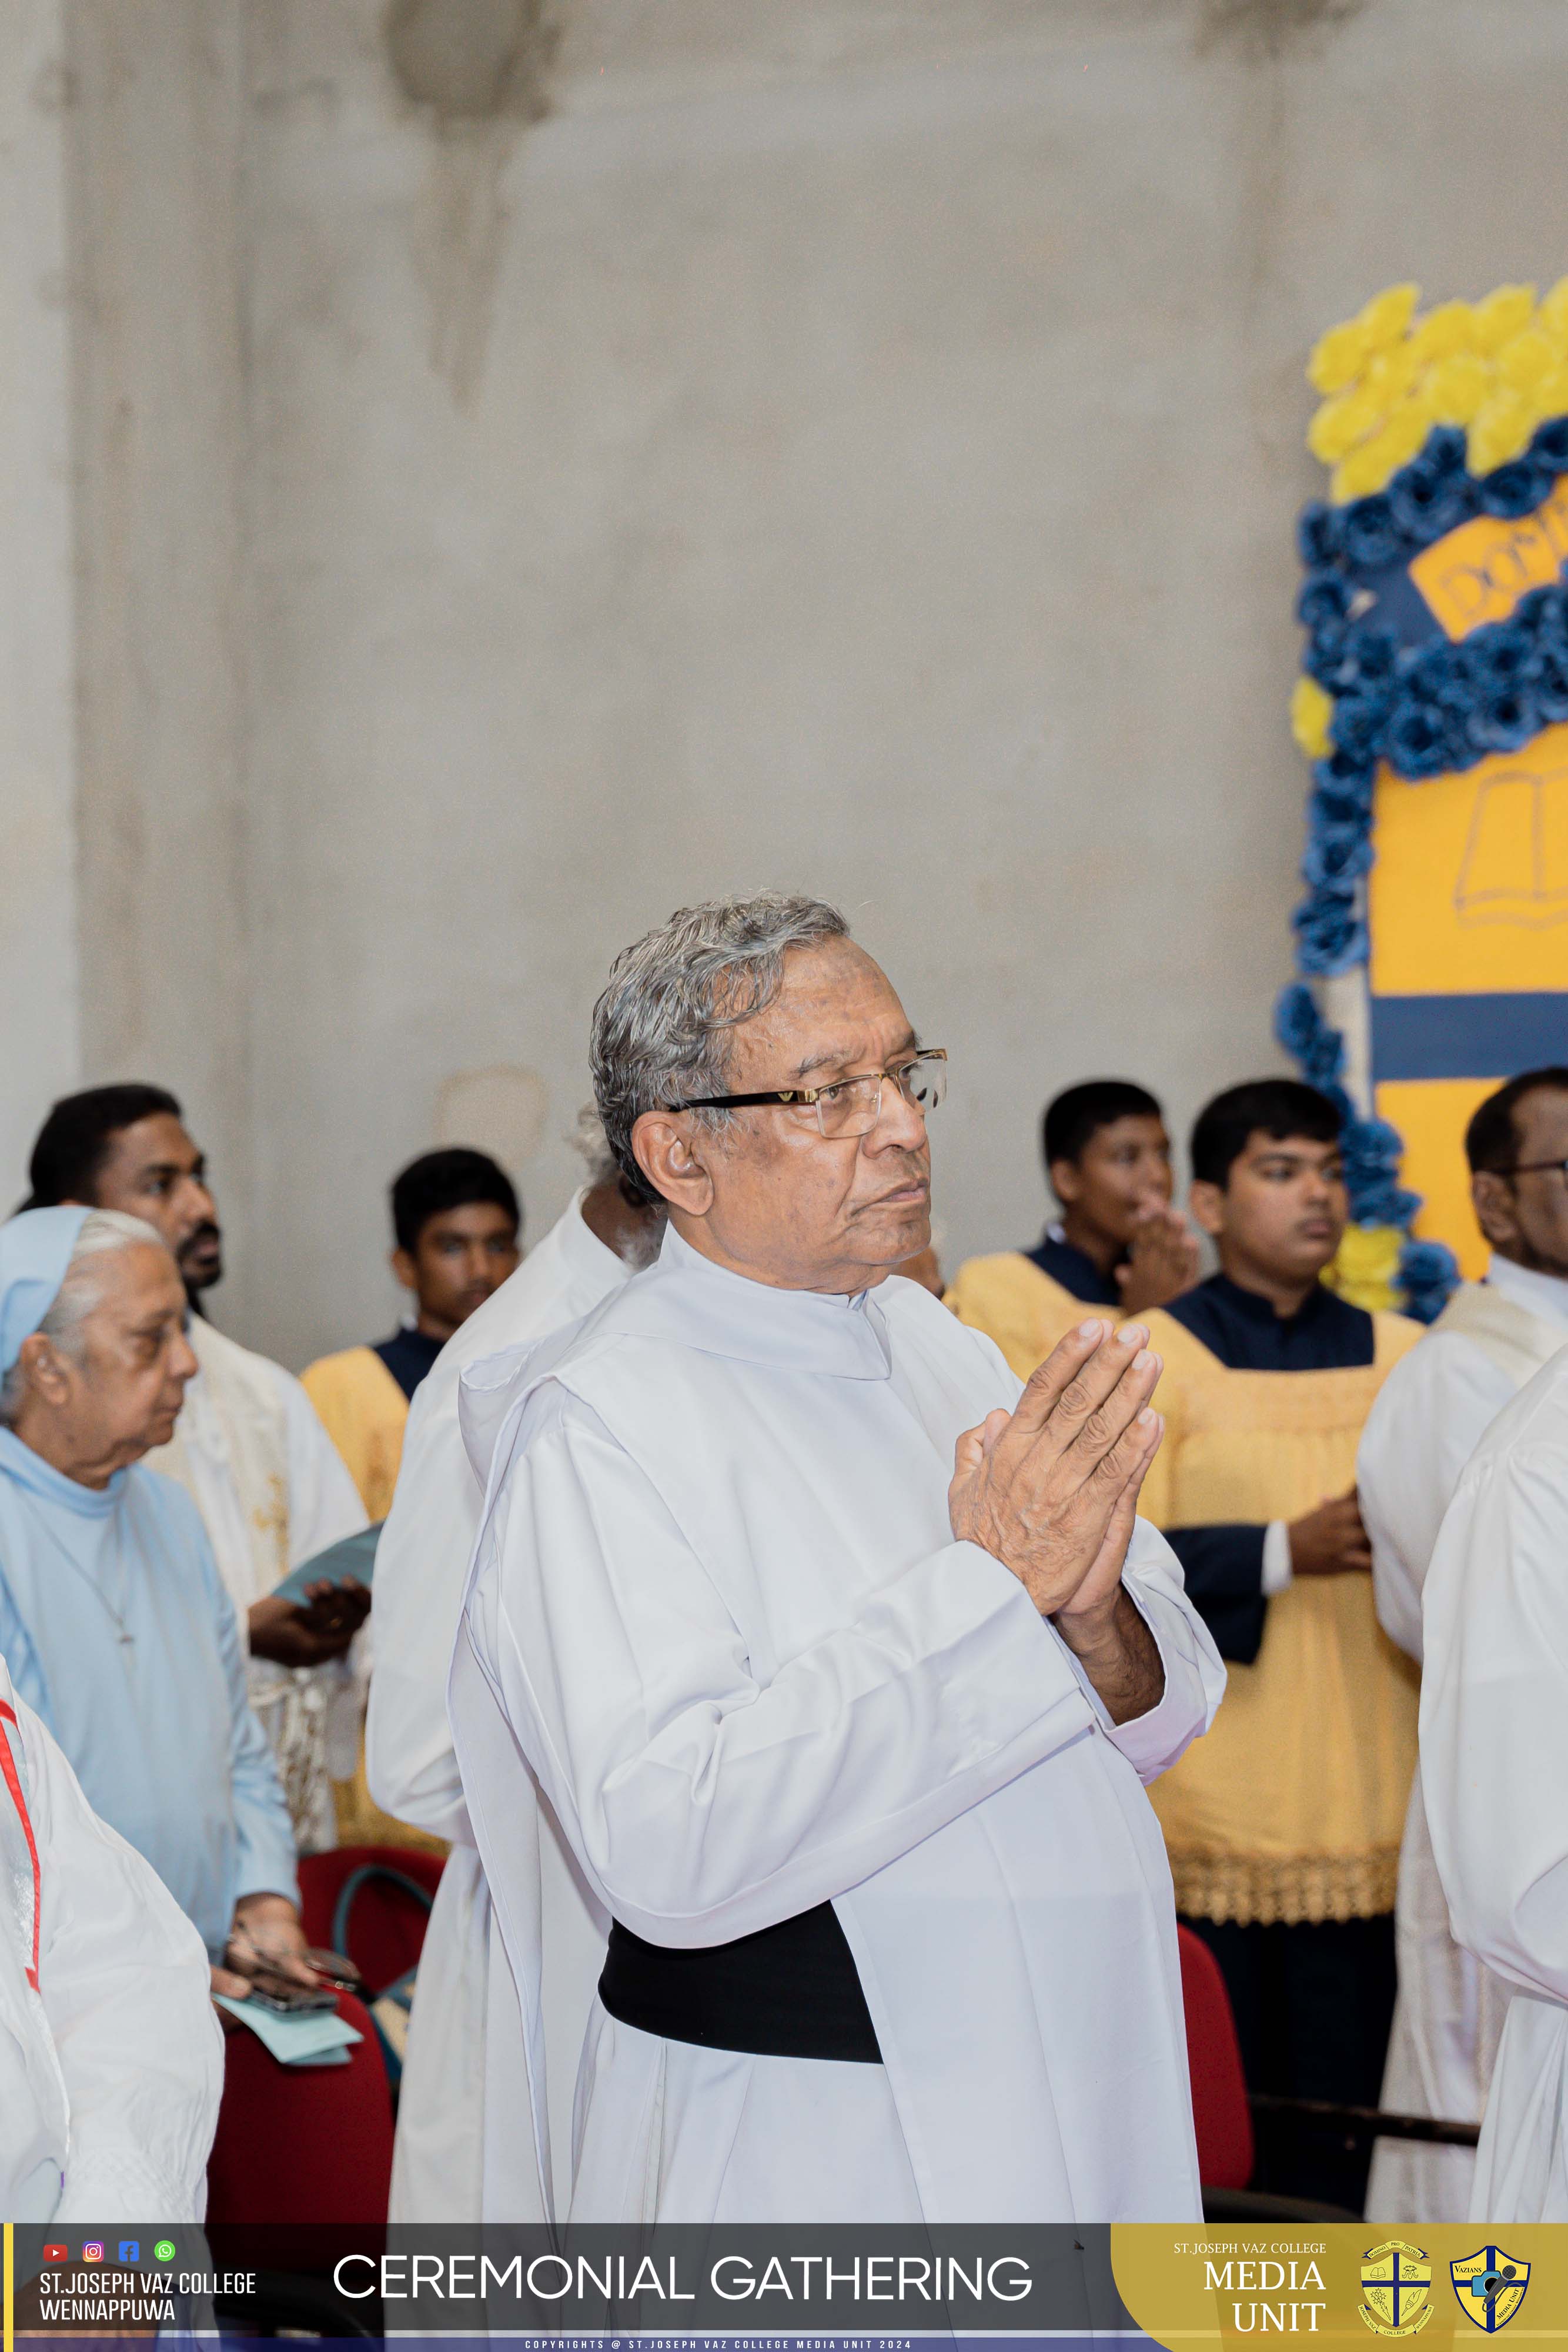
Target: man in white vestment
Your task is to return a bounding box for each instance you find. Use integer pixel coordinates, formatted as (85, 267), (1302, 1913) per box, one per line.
(367, 1155), (663, 2221)
(451, 893), (1224, 2224)
(1360, 1067), (1568, 2223)
(27, 1084), (369, 1850)
(1423, 1331), (1568, 2221)
(2, 1650), (222, 2222)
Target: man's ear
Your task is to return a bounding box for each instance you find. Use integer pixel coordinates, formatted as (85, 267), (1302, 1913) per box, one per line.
(13, 1328), (72, 1408)
(1049, 1157), (1082, 1208)
(390, 1245), (417, 1296)
(1187, 1178), (1226, 1242)
(1472, 1170), (1520, 1252)
(631, 1111), (716, 1217)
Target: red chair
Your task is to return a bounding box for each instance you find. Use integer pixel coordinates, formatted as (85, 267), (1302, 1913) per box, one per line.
(297, 1845), (444, 1994)
(1178, 1923), (1255, 2191)
(206, 1988), (393, 2230)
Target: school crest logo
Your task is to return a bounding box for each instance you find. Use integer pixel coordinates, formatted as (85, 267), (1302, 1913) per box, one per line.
(1450, 2248), (1530, 2332)
(1360, 2242), (1433, 2336)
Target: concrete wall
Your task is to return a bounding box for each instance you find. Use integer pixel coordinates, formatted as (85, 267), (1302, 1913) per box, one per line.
(12, 0), (1568, 1362)
(0, 0), (77, 1201)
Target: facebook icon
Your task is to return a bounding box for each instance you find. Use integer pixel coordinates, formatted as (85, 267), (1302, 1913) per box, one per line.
(118, 2242), (139, 2263)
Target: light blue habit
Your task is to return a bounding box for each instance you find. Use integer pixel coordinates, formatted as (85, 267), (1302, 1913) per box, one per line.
(0, 1205), (88, 1370)
(0, 1210), (297, 1956)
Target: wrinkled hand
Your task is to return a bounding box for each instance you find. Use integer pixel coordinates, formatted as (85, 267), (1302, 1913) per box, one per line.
(1288, 1488), (1372, 1577)
(949, 1318), (1164, 1620)
(248, 1576), (370, 1666)
(215, 1893), (322, 2007)
(1116, 1204), (1201, 1315)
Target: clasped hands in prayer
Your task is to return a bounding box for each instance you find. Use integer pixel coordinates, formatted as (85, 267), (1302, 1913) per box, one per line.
(949, 1317), (1165, 1723)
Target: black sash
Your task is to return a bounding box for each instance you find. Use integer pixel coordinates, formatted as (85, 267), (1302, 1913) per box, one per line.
(598, 1903), (882, 2063)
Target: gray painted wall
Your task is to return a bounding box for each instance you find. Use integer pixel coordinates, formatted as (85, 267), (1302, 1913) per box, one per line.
(12, 0), (1568, 1364)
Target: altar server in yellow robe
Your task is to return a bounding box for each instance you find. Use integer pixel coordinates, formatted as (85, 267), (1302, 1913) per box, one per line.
(947, 1080), (1199, 1379)
(1139, 1077), (1421, 2213)
(303, 1150), (521, 1520)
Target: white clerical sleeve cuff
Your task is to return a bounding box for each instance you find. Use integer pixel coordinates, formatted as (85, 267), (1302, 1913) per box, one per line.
(1092, 1539), (1226, 1785)
(1261, 1519), (1294, 1596)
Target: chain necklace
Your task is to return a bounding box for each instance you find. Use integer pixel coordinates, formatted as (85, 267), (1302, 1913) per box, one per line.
(28, 1495), (137, 1648)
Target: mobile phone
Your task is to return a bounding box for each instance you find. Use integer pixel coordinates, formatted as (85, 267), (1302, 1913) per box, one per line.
(243, 1982), (339, 2015)
(303, 1946), (365, 1994)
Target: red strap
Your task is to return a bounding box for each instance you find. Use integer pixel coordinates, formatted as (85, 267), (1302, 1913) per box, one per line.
(0, 1700), (41, 1992)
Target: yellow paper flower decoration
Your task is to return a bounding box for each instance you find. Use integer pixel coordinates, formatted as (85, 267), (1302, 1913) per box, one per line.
(1306, 278), (1568, 499)
(1322, 1222), (1403, 1314)
(1469, 388), (1536, 475)
(1290, 674), (1333, 760)
(1308, 319), (1374, 397)
(1359, 282), (1421, 348)
(1420, 351), (1489, 426)
(1472, 283), (1537, 352)
(1409, 300), (1476, 365)
(1497, 329), (1557, 392)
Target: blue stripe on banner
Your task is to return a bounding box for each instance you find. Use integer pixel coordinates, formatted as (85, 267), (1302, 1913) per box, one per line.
(1371, 991), (1568, 1082)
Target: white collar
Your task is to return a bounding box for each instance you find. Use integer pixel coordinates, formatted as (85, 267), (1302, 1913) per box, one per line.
(613, 1221), (891, 1380)
(557, 1188), (633, 1288)
(1485, 1252), (1568, 1331)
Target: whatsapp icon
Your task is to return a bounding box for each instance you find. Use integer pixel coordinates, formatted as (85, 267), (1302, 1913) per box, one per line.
(153, 2241), (175, 2262)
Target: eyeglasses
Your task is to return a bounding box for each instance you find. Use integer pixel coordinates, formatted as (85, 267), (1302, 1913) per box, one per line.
(670, 1048), (947, 1141)
(1505, 1157), (1568, 1181)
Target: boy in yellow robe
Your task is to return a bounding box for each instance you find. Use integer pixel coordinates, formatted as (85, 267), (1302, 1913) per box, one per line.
(304, 1148), (521, 1849)
(303, 1148), (521, 1519)
(1140, 1078), (1422, 2213)
(946, 1079), (1199, 1378)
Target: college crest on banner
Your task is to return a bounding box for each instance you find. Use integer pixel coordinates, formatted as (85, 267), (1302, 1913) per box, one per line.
(1359, 2240), (1433, 2337)
(1450, 2247), (1531, 2333)
(1278, 280), (1568, 1320)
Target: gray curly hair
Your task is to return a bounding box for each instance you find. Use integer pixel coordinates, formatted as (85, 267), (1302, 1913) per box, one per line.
(590, 893), (850, 1202)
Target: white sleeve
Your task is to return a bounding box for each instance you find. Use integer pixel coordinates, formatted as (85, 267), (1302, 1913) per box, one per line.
(1422, 1425), (1568, 2003)
(276, 1365), (370, 1565)
(1358, 1337), (1514, 1662)
(20, 1693), (223, 2221)
(365, 1368), (477, 1838)
(1095, 1517), (1226, 1783)
(459, 1385), (1109, 1948)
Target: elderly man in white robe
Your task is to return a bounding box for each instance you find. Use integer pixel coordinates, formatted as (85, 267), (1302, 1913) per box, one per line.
(2, 1651), (221, 2221)
(1360, 1066), (1568, 2224)
(451, 892), (1224, 2225)
(368, 1148), (662, 2223)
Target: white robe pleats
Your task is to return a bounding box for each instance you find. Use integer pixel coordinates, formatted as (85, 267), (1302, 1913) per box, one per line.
(1358, 1268), (1568, 2223)
(1422, 1344), (1568, 2220)
(0, 1655), (221, 2221)
(367, 1195), (628, 2221)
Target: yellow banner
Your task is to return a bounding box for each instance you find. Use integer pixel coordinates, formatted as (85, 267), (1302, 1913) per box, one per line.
(1410, 475), (1568, 640)
(1370, 727), (1568, 997)
(1112, 2223), (1564, 2347)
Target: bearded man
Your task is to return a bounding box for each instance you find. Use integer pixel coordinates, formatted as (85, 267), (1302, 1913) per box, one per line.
(449, 893), (1223, 2224)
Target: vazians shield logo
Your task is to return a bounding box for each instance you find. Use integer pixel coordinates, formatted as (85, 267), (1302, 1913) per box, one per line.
(1360, 2241), (1433, 2337)
(1451, 2247), (1530, 2333)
